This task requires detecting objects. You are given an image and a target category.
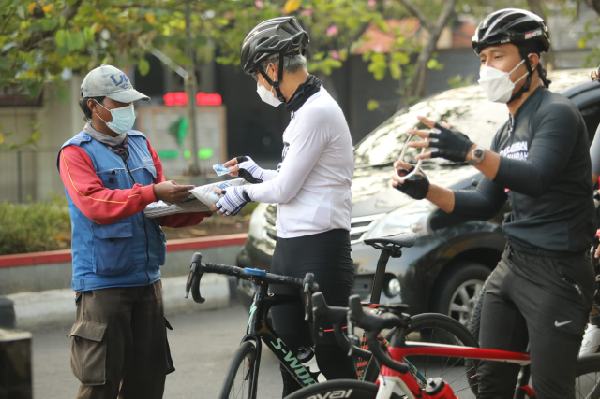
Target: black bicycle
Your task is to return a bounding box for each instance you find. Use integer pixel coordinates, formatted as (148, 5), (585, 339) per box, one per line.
(185, 252), (327, 399)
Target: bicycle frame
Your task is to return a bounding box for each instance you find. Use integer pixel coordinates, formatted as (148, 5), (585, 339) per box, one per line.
(241, 278), (320, 395)
(379, 340), (532, 399)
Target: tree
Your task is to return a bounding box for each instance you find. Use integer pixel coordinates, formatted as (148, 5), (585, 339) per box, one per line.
(1, 0), (589, 113)
(397, 0), (457, 100)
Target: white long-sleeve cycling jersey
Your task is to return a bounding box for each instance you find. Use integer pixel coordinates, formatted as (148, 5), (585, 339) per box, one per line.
(245, 88), (354, 238)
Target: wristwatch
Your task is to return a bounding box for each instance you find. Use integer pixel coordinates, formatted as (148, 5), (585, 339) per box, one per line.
(468, 146), (486, 165)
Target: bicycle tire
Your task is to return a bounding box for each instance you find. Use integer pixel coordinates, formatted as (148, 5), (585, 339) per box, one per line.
(405, 313), (479, 398)
(283, 379), (378, 399)
(576, 353), (600, 399)
(362, 313), (479, 384)
(219, 340), (258, 399)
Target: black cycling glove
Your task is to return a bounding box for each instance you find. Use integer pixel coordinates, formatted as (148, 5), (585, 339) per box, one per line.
(235, 156), (264, 184)
(428, 123), (473, 163)
(395, 166), (430, 200)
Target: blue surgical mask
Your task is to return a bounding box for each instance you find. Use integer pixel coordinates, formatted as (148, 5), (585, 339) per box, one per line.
(96, 101), (136, 135)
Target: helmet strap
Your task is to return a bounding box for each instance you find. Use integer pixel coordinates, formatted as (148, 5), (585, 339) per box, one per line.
(258, 52), (287, 103)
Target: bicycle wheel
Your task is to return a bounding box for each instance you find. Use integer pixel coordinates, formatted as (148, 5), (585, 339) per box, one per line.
(404, 313), (479, 399)
(576, 353), (600, 399)
(220, 340), (259, 399)
(283, 379), (378, 399)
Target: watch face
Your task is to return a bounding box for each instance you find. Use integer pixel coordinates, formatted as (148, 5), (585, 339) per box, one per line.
(474, 149), (484, 158)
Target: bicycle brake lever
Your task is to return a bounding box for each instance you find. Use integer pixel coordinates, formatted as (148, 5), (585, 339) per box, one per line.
(185, 252), (205, 304)
(303, 273), (319, 322)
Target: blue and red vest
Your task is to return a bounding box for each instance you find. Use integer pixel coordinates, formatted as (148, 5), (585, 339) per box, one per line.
(59, 131), (165, 291)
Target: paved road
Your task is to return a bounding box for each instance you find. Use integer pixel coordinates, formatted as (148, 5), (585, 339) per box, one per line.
(31, 302), (476, 399)
(32, 304), (282, 398)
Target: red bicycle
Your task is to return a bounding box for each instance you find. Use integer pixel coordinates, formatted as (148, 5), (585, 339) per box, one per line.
(286, 293), (600, 399)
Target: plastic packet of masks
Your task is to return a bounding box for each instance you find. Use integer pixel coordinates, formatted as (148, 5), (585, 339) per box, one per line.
(143, 178), (245, 218)
(188, 178), (246, 208)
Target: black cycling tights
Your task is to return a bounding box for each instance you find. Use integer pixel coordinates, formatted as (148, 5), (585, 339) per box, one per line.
(478, 245), (593, 399)
(270, 229), (356, 397)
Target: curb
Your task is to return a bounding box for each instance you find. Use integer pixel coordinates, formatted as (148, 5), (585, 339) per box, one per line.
(0, 234), (248, 268)
(0, 234), (247, 330)
(7, 274), (232, 331)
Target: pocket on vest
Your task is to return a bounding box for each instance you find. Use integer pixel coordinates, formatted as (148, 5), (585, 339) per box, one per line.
(131, 163), (157, 185)
(93, 221), (133, 276)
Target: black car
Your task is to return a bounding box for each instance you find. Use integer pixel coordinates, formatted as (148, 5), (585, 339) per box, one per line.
(236, 69), (600, 326)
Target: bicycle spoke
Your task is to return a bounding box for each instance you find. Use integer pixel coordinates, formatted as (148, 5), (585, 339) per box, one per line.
(404, 319), (476, 399)
(576, 369), (600, 399)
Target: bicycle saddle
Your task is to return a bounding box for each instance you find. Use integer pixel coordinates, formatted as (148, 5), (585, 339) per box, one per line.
(364, 233), (420, 251)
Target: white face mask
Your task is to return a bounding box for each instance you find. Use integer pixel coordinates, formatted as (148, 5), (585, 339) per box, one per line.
(96, 101), (136, 135)
(478, 59), (529, 103)
(256, 81), (282, 107)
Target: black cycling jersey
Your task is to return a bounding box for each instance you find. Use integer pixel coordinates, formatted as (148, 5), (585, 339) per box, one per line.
(454, 86), (594, 253)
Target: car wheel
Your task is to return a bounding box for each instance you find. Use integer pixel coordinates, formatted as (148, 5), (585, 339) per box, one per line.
(433, 262), (490, 327)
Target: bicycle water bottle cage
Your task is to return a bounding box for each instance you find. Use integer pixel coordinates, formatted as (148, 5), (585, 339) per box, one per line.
(243, 267), (267, 277)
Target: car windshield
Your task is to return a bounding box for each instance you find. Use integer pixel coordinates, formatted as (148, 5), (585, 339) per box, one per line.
(354, 85), (507, 167)
(354, 69), (591, 167)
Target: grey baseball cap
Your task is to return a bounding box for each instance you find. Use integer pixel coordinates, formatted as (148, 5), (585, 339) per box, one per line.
(81, 64), (149, 103)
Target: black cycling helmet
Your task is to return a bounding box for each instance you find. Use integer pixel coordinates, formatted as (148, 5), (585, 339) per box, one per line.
(472, 8), (550, 55)
(241, 17), (309, 102)
(241, 16), (308, 75)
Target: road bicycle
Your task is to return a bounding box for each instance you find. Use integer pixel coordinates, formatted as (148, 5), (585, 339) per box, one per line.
(185, 252), (323, 399)
(286, 234), (600, 399)
(287, 291), (600, 398)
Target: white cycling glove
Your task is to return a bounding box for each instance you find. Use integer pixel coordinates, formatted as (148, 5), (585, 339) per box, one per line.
(216, 185), (251, 216)
(235, 156), (265, 183)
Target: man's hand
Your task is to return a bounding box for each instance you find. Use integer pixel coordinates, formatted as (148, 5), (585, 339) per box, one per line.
(216, 185), (251, 216)
(391, 160), (430, 199)
(224, 156), (264, 183)
(153, 180), (194, 203)
(409, 116), (474, 163)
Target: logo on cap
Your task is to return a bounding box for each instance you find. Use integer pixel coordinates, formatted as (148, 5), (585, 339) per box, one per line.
(110, 73), (131, 89)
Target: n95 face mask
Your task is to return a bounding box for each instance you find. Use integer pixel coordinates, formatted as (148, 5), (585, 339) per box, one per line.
(478, 60), (528, 103)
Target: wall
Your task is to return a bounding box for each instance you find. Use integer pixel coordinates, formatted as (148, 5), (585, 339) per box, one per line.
(0, 78), (83, 202)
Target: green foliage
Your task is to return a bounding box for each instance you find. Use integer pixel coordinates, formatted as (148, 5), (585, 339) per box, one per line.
(0, 121), (40, 150)
(366, 99), (380, 111)
(426, 58), (443, 71)
(0, 196), (253, 255)
(3, 0), (588, 107)
(0, 198), (71, 255)
(0, 0), (408, 96)
(580, 17), (600, 66)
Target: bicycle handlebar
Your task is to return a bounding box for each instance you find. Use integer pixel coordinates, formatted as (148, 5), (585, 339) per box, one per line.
(311, 292), (371, 359)
(185, 252), (320, 306)
(348, 295), (411, 373)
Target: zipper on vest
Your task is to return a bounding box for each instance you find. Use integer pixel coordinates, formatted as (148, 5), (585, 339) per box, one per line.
(125, 163), (151, 268)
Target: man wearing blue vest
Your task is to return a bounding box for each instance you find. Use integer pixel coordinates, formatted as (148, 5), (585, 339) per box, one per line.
(57, 64), (210, 399)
